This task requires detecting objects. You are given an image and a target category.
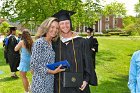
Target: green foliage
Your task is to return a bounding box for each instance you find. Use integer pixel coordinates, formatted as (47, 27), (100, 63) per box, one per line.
(79, 33), (87, 37)
(108, 32), (123, 35)
(124, 18), (140, 36)
(0, 21), (11, 34)
(16, 30), (22, 35)
(103, 1), (126, 17)
(135, 2), (140, 17)
(93, 33), (111, 36)
(76, 1), (103, 27)
(119, 34), (129, 36)
(123, 16), (136, 27)
(0, 0), (102, 29)
(102, 28), (124, 35)
(79, 33), (111, 37)
(135, 18), (140, 35)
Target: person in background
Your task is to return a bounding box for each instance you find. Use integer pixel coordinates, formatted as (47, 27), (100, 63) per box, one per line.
(30, 17), (65, 93)
(7, 27), (20, 78)
(15, 29), (33, 93)
(85, 27), (98, 69)
(128, 50), (140, 93)
(52, 9), (97, 93)
(3, 30), (11, 64)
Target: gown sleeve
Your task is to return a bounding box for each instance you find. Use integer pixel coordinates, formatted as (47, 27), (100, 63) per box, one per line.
(30, 40), (48, 75)
(128, 52), (137, 93)
(7, 36), (19, 54)
(93, 38), (98, 52)
(9, 36), (18, 48)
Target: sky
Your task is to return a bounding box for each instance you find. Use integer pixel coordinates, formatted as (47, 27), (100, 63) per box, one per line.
(0, 0), (139, 16)
(101, 0), (139, 16)
(0, 1), (3, 7)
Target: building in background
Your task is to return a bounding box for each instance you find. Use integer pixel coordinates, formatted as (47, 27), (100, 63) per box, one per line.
(94, 15), (123, 34)
(1, 15), (123, 35)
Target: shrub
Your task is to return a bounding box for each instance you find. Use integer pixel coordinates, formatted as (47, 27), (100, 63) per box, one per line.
(108, 32), (123, 35)
(79, 33), (87, 37)
(119, 34), (129, 36)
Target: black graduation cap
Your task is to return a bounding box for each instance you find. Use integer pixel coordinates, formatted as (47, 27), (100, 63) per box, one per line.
(86, 27), (94, 33)
(52, 10), (76, 30)
(9, 27), (17, 31)
(52, 10), (75, 21)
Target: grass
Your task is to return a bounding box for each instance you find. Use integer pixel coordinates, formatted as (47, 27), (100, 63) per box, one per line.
(0, 43), (32, 93)
(90, 36), (140, 93)
(0, 36), (140, 93)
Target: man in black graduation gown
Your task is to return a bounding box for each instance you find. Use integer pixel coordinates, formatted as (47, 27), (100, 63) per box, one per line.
(86, 27), (98, 69)
(7, 27), (20, 78)
(52, 10), (97, 93)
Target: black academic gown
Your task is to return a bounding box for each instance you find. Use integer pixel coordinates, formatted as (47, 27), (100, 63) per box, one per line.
(53, 37), (97, 93)
(7, 35), (20, 72)
(86, 36), (98, 69)
(3, 37), (9, 64)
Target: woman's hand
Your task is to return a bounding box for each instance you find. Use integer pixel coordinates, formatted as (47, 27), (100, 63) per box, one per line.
(14, 40), (23, 51)
(79, 81), (88, 91)
(48, 65), (65, 74)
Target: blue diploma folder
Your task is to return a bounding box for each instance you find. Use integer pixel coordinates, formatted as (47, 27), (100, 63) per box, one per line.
(46, 60), (70, 70)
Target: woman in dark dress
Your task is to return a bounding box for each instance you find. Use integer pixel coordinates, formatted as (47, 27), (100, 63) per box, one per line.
(7, 27), (20, 78)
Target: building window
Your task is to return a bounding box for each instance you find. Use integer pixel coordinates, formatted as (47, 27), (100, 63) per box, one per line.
(105, 23), (109, 30)
(105, 16), (109, 21)
(115, 19), (118, 25)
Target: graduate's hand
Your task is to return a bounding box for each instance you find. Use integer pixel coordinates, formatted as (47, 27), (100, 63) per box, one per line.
(79, 81), (88, 91)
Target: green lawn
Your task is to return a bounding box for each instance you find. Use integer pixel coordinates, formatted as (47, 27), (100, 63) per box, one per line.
(0, 36), (140, 93)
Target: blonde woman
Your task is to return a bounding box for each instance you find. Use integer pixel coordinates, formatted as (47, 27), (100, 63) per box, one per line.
(30, 17), (65, 93)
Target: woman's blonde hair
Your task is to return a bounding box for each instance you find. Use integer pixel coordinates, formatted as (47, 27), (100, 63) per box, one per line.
(35, 17), (59, 40)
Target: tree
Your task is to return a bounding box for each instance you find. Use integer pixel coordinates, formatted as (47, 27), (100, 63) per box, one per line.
(73, 0), (103, 30)
(135, 2), (140, 17)
(103, 1), (126, 17)
(0, 21), (11, 34)
(124, 18), (140, 36)
(134, 18), (140, 35)
(123, 16), (136, 27)
(124, 1), (140, 36)
(0, 0), (102, 30)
